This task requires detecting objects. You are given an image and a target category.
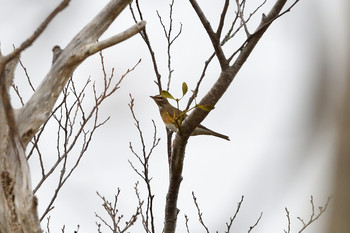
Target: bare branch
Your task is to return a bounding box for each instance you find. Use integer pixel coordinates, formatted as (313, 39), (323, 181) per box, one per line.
(95, 189), (140, 233)
(18, 57), (36, 92)
(46, 216), (51, 233)
(235, 0), (250, 37)
(228, 0), (297, 62)
(86, 21), (146, 56)
(128, 95), (161, 233)
(248, 212), (263, 233)
(276, 0), (301, 20)
(34, 53), (139, 221)
(192, 192), (210, 233)
(184, 215), (191, 233)
(225, 195), (244, 233)
(156, 0), (183, 91)
(297, 196), (332, 233)
(216, 0), (230, 38)
(188, 0), (228, 70)
(11, 83), (25, 106)
(129, 1), (163, 93)
(222, 0), (266, 47)
(284, 208), (291, 233)
(187, 0), (266, 110)
(185, 53), (215, 110)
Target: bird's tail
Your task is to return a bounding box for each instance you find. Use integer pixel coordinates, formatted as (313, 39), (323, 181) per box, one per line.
(209, 131), (230, 141)
(192, 125), (230, 141)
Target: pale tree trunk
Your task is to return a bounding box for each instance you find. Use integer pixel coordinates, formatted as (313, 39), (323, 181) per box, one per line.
(0, 0), (144, 232)
(0, 57), (41, 233)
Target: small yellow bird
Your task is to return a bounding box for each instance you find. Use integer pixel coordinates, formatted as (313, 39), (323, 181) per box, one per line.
(150, 95), (230, 141)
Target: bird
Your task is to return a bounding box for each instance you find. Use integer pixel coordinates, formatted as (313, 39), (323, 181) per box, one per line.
(150, 95), (230, 140)
(52, 45), (62, 64)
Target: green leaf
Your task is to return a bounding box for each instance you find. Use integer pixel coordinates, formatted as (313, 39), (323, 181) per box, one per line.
(197, 104), (215, 111)
(182, 82), (188, 96)
(161, 90), (175, 99)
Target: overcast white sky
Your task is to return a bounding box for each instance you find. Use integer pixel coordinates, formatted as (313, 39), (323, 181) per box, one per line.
(0, 0), (348, 232)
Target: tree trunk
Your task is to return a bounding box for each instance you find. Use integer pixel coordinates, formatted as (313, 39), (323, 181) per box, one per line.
(0, 58), (41, 233)
(0, 0), (143, 232)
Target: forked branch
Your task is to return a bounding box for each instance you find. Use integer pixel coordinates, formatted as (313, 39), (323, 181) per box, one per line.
(188, 0), (228, 70)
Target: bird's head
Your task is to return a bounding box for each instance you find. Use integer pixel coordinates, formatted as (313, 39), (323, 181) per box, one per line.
(150, 95), (170, 108)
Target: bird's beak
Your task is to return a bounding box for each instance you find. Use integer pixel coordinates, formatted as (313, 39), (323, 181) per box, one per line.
(150, 96), (155, 99)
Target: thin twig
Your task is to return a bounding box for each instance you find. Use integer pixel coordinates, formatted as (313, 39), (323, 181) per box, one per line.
(156, 0), (183, 91)
(297, 196), (332, 233)
(228, 0), (298, 63)
(129, 1), (162, 92)
(18, 57), (36, 92)
(95, 189), (140, 233)
(46, 216), (51, 233)
(37, 55), (140, 221)
(192, 192), (210, 233)
(235, 0), (250, 37)
(187, 0), (267, 110)
(184, 215), (191, 233)
(248, 212), (263, 233)
(225, 195), (244, 233)
(284, 208), (291, 233)
(128, 95), (160, 233)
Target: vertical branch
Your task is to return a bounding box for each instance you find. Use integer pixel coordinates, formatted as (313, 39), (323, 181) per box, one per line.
(284, 208), (291, 233)
(156, 0), (183, 91)
(128, 95), (161, 233)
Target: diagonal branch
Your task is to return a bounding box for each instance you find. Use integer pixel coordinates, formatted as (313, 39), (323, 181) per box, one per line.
(182, 0), (290, 138)
(248, 212), (263, 233)
(188, 0), (228, 70)
(86, 21), (146, 56)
